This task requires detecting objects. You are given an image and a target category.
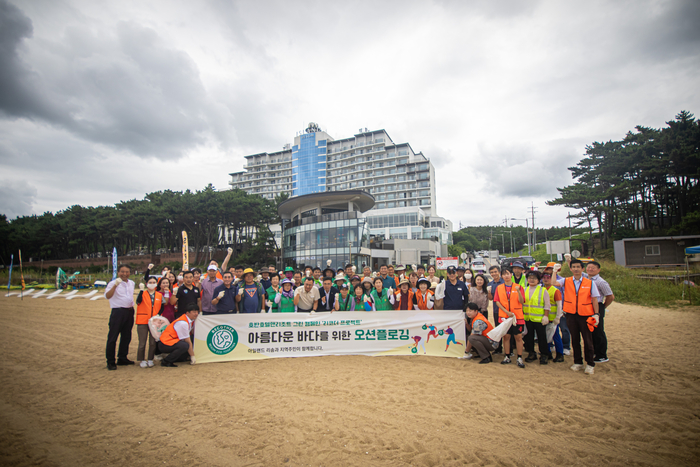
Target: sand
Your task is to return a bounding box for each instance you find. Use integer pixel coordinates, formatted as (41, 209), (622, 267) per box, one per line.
(0, 294), (699, 466)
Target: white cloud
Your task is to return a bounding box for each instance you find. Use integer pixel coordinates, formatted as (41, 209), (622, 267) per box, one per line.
(0, 0), (698, 230)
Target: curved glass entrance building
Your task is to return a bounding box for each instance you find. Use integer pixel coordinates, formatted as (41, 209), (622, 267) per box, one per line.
(278, 191), (374, 270)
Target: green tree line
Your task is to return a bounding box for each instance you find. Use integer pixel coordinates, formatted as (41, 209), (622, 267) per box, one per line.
(449, 225), (584, 257)
(0, 185), (283, 266)
(548, 110), (700, 249)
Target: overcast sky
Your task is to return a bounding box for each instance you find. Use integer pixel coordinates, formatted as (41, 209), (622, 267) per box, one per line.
(1, 0), (698, 232)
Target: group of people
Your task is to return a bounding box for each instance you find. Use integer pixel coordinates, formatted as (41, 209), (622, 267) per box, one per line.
(104, 247), (614, 376)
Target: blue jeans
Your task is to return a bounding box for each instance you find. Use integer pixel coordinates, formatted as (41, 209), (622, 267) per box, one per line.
(559, 314), (571, 350)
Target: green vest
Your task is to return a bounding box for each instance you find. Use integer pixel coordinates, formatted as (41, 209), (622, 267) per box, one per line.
(337, 293), (353, 311)
(371, 289), (392, 311)
(523, 285), (546, 322)
(544, 286), (558, 321)
(277, 293), (295, 313)
(266, 286), (279, 312)
(513, 274), (528, 288)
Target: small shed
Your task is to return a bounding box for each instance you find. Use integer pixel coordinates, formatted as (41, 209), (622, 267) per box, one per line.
(614, 235), (700, 267)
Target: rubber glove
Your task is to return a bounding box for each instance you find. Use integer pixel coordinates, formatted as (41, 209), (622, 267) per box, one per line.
(227, 247), (233, 254)
(592, 314), (600, 326)
(541, 316), (549, 325)
(139, 283), (145, 291)
(217, 291), (225, 299)
(148, 263), (154, 270)
(238, 287), (244, 296)
(190, 356), (196, 365)
(115, 278), (123, 285)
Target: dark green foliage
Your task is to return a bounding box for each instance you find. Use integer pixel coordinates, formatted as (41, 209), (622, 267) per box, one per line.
(548, 111), (700, 249)
(0, 185), (280, 265)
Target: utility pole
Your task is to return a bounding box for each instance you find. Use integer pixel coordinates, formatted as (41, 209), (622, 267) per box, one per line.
(504, 216), (508, 228)
(489, 228), (492, 250)
(528, 202), (538, 252)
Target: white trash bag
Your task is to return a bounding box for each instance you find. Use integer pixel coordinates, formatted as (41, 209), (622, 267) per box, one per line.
(148, 315), (170, 341)
(487, 317), (514, 342)
(545, 322), (557, 344)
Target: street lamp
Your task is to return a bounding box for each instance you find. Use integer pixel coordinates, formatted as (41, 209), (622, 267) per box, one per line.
(509, 218), (530, 255)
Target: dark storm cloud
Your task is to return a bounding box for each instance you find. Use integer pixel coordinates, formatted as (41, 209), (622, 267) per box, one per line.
(0, 1), (233, 158)
(0, 178), (37, 218)
(0, 0), (64, 122)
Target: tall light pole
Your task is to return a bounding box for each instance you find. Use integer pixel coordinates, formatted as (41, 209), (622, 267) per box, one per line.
(509, 218), (530, 255)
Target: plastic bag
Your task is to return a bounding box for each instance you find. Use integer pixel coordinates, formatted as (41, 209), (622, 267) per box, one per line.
(434, 281), (446, 300)
(148, 315), (170, 341)
(487, 317), (513, 342)
(545, 323), (557, 343)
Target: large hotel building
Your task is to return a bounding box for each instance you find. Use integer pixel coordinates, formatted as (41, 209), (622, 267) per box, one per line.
(228, 123), (452, 269)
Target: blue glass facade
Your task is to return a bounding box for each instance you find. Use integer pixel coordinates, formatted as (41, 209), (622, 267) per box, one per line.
(292, 133), (326, 196)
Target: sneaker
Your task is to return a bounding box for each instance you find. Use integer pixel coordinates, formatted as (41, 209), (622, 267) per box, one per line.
(139, 361), (148, 368)
(525, 352), (538, 362)
(464, 353), (474, 359)
(147, 360), (155, 368)
(154, 354), (163, 361)
(584, 365), (595, 375)
(594, 357), (609, 363)
(553, 354), (564, 363)
(117, 358), (135, 366)
(570, 363), (584, 372)
(563, 349), (571, 356)
(161, 361), (177, 368)
(479, 357), (490, 364)
(517, 357), (525, 368)
(107, 362), (117, 371)
(501, 356), (511, 365)
(539, 355), (548, 365)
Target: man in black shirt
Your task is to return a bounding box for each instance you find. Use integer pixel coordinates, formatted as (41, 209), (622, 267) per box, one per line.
(171, 270), (201, 319)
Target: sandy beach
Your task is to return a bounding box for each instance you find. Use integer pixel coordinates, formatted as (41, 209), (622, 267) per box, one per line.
(0, 294), (699, 466)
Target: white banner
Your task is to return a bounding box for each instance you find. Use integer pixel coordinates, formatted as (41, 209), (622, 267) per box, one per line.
(436, 257), (458, 269)
(194, 310), (466, 363)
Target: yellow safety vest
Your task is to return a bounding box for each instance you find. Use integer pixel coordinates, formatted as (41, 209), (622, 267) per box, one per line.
(545, 286), (558, 321)
(523, 285), (546, 322)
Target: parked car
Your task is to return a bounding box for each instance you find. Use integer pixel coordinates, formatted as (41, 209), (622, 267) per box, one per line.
(500, 256), (536, 269)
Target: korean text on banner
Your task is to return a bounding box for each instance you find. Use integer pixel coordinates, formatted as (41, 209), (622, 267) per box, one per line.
(182, 231), (189, 270)
(194, 310), (466, 364)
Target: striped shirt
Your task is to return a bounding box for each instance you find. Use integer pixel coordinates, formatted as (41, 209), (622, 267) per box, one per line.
(584, 273), (613, 297)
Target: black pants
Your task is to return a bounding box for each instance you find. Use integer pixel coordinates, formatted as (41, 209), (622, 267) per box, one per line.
(106, 307), (134, 364)
(567, 313), (595, 366)
(593, 305), (607, 359)
(158, 340), (190, 363)
(524, 320), (551, 357)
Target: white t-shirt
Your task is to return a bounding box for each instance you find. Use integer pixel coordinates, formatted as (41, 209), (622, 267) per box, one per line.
(173, 316), (193, 340)
(294, 286), (320, 309)
(105, 279), (135, 308)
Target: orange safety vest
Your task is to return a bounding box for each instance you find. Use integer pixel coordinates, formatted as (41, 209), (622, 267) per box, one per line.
(135, 291), (162, 325)
(563, 277), (595, 316)
(160, 314), (190, 346)
(497, 283), (524, 320)
(415, 290), (434, 310)
(473, 312), (494, 337)
(393, 289), (415, 310)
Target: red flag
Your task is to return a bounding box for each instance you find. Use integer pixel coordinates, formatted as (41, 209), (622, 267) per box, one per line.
(19, 249), (25, 300)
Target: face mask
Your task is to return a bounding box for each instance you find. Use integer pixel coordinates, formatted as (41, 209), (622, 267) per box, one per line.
(147, 283), (157, 291)
(465, 274), (473, 280)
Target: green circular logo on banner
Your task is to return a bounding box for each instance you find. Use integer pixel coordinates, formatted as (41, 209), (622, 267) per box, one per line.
(207, 325), (238, 355)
